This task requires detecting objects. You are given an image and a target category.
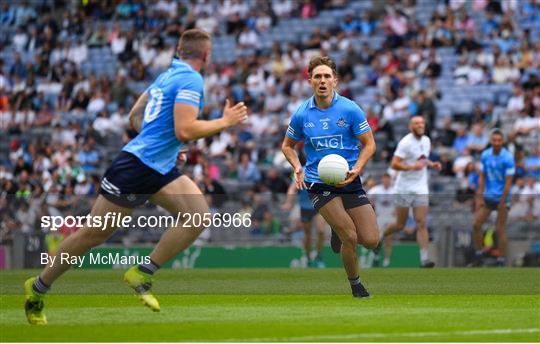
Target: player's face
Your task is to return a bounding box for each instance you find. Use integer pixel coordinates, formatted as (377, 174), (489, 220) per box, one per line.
(309, 65), (337, 99)
(410, 117), (425, 136)
(491, 133), (504, 149)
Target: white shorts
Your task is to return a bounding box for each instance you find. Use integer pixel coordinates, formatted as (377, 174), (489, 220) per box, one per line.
(394, 194), (429, 208)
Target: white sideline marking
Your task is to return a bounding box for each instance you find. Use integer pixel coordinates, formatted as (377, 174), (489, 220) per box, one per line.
(228, 328), (540, 342)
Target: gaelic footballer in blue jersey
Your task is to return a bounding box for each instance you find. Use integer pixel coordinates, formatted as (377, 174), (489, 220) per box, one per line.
(24, 29), (248, 324)
(281, 56), (378, 298)
(471, 129), (515, 267)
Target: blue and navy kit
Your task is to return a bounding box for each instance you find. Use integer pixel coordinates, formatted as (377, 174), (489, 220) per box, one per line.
(123, 58), (204, 174)
(100, 58), (204, 207)
(286, 92), (371, 184)
(480, 147), (515, 208)
(286, 92), (372, 211)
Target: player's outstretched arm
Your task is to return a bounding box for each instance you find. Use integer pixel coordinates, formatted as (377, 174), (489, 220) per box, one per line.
(499, 175), (513, 208)
(391, 156), (424, 171)
(129, 92), (149, 133)
(281, 182), (298, 210)
(174, 99), (247, 141)
(281, 136), (306, 189)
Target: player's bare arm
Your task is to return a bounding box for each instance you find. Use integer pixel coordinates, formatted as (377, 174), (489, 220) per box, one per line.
(281, 182), (298, 210)
(336, 130), (376, 188)
(391, 155), (424, 171)
(175, 99), (247, 141)
(281, 136), (306, 189)
(427, 160), (442, 171)
(498, 175), (513, 209)
(476, 171), (486, 207)
(129, 92), (149, 133)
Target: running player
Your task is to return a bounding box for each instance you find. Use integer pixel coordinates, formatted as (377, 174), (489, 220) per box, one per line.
(367, 173), (394, 267)
(24, 29), (248, 324)
(374, 116), (441, 268)
(281, 56), (379, 298)
(471, 129), (514, 267)
(282, 154), (327, 268)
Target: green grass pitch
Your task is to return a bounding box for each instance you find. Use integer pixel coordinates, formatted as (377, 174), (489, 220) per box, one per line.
(1, 268), (539, 342)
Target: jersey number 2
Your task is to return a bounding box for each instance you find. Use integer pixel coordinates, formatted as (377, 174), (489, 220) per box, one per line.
(144, 88), (164, 123)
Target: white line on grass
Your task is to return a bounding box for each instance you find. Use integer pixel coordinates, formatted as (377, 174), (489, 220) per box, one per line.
(227, 328), (540, 342)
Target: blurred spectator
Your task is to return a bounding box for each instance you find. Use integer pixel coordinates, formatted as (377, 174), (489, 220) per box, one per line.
(87, 23), (108, 47)
(453, 126), (468, 155)
(238, 152), (261, 183)
(453, 147), (474, 178)
(492, 56), (520, 84)
(273, 0), (293, 18)
(77, 141), (99, 173)
(466, 123), (488, 155)
(525, 147), (540, 180)
(237, 27), (260, 49)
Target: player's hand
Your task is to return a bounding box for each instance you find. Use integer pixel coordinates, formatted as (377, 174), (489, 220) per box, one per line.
(430, 161), (442, 171)
(336, 168), (360, 188)
(294, 166), (307, 190)
(178, 151), (187, 163)
(497, 200), (507, 212)
(222, 99), (248, 127)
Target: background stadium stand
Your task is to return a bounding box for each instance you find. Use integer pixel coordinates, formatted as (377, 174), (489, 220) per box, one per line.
(0, 0), (538, 265)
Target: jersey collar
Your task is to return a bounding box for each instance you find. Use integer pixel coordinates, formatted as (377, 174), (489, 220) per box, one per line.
(171, 57), (193, 70)
(309, 91), (340, 109)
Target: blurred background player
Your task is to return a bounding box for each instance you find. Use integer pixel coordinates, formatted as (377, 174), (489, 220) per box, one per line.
(282, 56), (378, 298)
(471, 129), (515, 267)
(367, 173), (394, 267)
(375, 116), (441, 268)
(282, 153), (327, 268)
(23, 29), (248, 324)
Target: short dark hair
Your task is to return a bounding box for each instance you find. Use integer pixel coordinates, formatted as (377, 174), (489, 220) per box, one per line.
(490, 128), (504, 138)
(177, 29), (211, 60)
(308, 56), (337, 78)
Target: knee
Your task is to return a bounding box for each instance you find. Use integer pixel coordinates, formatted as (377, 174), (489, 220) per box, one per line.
(395, 222), (406, 231)
(339, 229), (357, 248)
(363, 235), (379, 249)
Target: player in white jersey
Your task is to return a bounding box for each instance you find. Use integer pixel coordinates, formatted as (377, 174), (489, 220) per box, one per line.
(374, 116), (441, 268)
(367, 173), (394, 267)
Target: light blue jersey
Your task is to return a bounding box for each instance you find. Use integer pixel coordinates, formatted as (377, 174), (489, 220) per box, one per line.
(286, 92), (371, 183)
(480, 147), (515, 202)
(123, 58), (204, 174)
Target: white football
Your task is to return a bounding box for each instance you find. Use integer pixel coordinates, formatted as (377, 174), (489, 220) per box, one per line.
(317, 154), (349, 185)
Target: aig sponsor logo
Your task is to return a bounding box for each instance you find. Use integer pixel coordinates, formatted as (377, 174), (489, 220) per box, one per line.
(310, 135), (344, 151)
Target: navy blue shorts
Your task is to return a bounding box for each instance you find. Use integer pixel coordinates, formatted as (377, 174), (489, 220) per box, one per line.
(99, 151), (182, 208)
(306, 177), (371, 211)
(484, 197), (510, 211)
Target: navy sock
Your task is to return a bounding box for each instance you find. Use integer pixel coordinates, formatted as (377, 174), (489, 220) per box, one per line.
(33, 276), (50, 294)
(138, 259), (160, 275)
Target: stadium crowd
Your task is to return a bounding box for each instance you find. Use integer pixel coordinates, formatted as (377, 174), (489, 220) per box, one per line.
(0, 0), (539, 247)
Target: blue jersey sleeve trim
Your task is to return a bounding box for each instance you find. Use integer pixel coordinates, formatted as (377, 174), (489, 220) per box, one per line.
(350, 100), (371, 136)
